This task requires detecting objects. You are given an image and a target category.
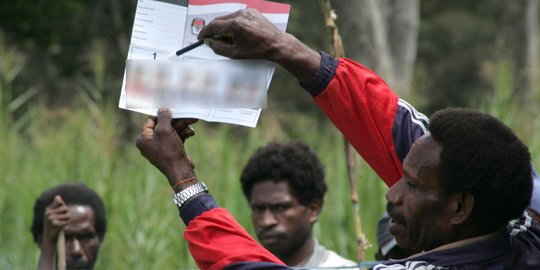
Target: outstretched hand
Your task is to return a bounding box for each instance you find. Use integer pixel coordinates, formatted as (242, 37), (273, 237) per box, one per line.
(136, 109), (197, 187)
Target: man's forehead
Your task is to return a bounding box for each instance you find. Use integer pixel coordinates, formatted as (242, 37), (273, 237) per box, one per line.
(66, 204), (94, 215)
(250, 180), (296, 203)
(406, 134), (441, 168)
(71, 205), (91, 215)
(65, 205), (97, 232)
(411, 133), (435, 147)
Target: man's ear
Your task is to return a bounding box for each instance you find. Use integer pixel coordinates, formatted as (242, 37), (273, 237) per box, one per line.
(308, 199), (322, 223)
(450, 192), (474, 225)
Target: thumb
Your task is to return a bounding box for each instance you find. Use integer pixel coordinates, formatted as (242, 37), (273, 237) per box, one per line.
(54, 195), (63, 203)
(157, 108), (172, 125)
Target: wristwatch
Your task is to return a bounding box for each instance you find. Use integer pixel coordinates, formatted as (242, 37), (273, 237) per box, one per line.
(171, 182), (208, 208)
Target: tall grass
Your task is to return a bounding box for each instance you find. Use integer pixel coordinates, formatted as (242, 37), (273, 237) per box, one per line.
(4, 94), (536, 269)
(2, 72), (539, 269)
(0, 102), (388, 269)
(1, 44), (538, 270)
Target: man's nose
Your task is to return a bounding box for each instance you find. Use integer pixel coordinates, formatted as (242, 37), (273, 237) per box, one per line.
(258, 209), (277, 228)
(69, 237), (84, 258)
(386, 178), (404, 205)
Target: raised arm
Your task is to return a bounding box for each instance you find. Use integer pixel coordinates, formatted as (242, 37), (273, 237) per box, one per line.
(136, 109), (288, 270)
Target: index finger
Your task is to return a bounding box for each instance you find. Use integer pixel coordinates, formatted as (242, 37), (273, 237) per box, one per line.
(172, 118), (198, 131)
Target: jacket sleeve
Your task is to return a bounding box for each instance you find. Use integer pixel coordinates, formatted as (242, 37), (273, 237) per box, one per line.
(181, 194), (287, 270)
(302, 53), (426, 186)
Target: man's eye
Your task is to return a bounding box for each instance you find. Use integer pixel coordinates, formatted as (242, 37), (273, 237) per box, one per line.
(251, 206), (264, 213)
(406, 180), (417, 189)
(272, 204), (289, 212)
(78, 234), (96, 243)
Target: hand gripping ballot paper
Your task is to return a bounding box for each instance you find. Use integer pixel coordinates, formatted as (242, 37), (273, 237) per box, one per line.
(118, 0), (290, 127)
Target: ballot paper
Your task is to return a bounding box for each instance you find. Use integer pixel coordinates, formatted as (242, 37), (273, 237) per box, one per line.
(118, 0), (290, 127)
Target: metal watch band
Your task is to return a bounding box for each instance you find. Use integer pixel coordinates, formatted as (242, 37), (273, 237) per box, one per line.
(171, 182), (208, 208)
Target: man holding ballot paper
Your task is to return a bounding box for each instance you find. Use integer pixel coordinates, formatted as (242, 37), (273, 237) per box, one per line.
(136, 7), (540, 270)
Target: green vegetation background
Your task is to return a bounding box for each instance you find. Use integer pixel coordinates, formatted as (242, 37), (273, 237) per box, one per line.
(0, 68), (539, 269)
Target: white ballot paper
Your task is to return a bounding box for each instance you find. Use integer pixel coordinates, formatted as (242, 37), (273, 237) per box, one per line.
(118, 0), (290, 127)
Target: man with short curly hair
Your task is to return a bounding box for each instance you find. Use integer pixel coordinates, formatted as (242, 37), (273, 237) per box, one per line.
(31, 183), (107, 270)
(240, 142), (356, 268)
